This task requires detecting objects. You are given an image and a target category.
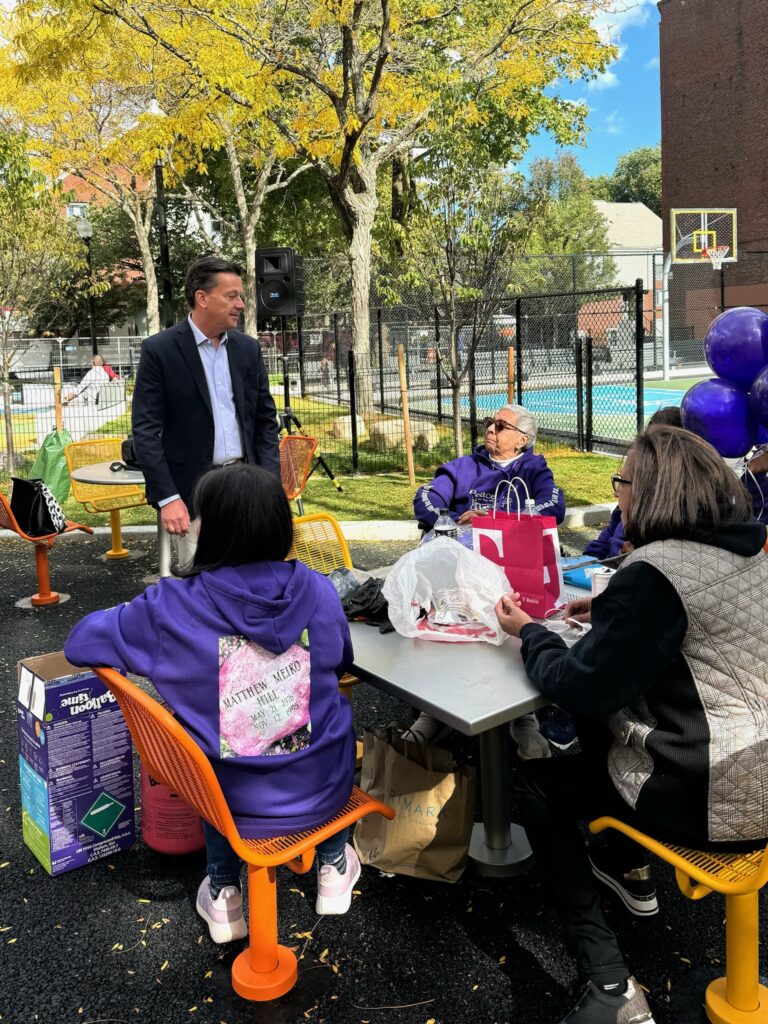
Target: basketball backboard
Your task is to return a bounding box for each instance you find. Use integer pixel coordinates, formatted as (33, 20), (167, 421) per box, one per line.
(671, 208), (737, 263)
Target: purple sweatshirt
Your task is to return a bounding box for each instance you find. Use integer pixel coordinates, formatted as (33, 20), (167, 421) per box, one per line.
(64, 560), (355, 839)
(414, 446), (565, 527)
(583, 506), (626, 559)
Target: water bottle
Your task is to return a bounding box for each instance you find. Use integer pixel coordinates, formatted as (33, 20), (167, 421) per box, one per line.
(434, 509), (458, 540)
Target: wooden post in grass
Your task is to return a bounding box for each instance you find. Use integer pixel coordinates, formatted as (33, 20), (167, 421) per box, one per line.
(507, 348), (515, 405)
(53, 366), (63, 432)
(397, 344), (416, 487)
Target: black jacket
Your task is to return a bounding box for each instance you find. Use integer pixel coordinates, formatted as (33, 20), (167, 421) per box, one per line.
(131, 320), (280, 507)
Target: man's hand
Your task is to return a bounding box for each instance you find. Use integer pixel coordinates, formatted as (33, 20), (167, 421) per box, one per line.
(458, 509), (484, 525)
(563, 595), (592, 623)
(495, 592), (534, 637)
(160, 498), (190, 536)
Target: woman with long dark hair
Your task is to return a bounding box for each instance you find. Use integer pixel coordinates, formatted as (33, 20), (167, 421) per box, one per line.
(496, 426), (768, 1024)
(66, 464), (358, 942)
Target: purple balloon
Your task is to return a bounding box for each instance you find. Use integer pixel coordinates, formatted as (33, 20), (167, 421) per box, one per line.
(704, 307), (768, 390)
(681, 377), (757, 457)
(750, 365), (768, 429)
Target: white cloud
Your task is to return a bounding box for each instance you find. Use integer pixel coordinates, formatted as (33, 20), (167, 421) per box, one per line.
(603, 110), (625, 135)
(645, 56), (660, 70)
(587, 68), (620, 91)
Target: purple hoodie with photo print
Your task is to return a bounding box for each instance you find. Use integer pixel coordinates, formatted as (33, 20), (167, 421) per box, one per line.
(414, 445), (565, 527)
(65, 560), (355, 838)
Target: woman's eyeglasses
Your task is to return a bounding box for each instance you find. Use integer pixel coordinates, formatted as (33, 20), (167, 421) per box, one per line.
(483, 417), (525, 435)
(611, 474), (632, 494)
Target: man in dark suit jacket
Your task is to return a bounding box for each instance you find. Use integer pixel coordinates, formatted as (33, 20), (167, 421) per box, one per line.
(132, 256), (280, 547)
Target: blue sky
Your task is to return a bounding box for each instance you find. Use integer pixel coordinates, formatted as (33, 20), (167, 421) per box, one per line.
(521, 0), (661, 178)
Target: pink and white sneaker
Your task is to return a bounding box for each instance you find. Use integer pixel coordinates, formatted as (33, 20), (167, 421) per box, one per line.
(196, 875), (248, 943)
(315, 844), (361, 915)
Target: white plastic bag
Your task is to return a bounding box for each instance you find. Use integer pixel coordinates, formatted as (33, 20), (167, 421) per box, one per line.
(382, 537), (512, 644)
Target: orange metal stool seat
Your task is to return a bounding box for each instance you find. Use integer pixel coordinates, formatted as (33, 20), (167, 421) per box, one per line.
(280, 434), (318, 516)
(0, 491), (92, 606)
(94, 667), (394, 1002)
(590, 816), (768, 1023)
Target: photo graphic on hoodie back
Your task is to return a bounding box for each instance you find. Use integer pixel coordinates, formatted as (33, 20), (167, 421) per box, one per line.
(218, 634), (312, 757)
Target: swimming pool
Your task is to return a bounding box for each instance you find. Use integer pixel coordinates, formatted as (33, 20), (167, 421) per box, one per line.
(466, 385), (686, 419)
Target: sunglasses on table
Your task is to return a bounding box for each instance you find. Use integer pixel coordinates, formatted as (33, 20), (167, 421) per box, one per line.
(482, 417), (526, 436)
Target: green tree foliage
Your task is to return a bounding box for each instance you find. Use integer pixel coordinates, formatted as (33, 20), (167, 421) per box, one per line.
(589, 145), (661, 216)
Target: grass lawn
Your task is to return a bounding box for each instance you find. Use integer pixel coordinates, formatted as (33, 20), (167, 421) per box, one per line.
(51, 444), (616, 527)
(653, 376), (708, 390)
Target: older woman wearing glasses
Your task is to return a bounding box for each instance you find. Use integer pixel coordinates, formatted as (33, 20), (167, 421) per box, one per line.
(414, 403), (565, 528)
(495, 425), (768, 1024)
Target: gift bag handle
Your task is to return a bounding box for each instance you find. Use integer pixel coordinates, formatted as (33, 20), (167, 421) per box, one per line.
(491, 477), (535, 520)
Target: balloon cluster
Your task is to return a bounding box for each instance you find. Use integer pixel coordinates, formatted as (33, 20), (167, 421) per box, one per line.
(680, 307), (768, 457)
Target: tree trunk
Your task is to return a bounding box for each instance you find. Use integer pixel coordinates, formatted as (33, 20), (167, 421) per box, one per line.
(136, 224), (161, 336)
(448, 297), (463, 457)
(242, 221), (258, 336)
(346, 189), (377, 417)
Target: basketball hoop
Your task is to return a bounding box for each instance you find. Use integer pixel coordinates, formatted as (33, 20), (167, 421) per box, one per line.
(704, 245), (730, 271)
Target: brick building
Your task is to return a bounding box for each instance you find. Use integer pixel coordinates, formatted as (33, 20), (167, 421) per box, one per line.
(659, 0), (768, 341)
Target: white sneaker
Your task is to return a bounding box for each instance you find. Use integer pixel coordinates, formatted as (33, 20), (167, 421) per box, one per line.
(315, 844), (362, 915)
(403, 712), (451, 745)
(510, 713), (552, 761)
(196, 875), (248, 943)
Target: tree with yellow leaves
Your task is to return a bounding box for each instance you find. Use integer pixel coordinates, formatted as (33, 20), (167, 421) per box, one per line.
(12, 0), (613, 411)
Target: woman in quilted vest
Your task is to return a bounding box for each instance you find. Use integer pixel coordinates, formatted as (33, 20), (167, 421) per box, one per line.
(495, 425), (768, 1024)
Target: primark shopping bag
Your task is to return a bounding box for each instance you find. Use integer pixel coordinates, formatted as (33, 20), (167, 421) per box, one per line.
(471, 478), (564, 618)
(354, 725), (476, 883)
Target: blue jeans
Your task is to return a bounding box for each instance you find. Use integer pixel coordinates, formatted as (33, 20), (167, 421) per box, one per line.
(204, 822), (350, 895)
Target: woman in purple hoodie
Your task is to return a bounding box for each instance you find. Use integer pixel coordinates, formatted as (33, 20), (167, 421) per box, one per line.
(65, 465), (359, 943)
(414, 404), (565, 528)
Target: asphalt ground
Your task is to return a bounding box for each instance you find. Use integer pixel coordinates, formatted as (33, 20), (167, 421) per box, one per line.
(0, 531), (748, 1024)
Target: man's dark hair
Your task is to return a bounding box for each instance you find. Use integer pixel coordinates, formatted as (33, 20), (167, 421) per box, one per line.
(648, 405), (683, 428)
(624, 425), (753, 547)
(185, 256), (243, 308)
(180, 464), (293, 576)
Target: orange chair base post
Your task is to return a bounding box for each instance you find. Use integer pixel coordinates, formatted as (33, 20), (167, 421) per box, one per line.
(705, 892), (768, 1024)
(231, 863), (298, 1001)
(105, 509), (130, 559)
(30, 544), (60, 607)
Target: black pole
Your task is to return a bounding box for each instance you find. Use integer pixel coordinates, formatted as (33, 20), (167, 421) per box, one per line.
(585, 335), (594, 452)
(333, 313), (342, 405)
(280, 315), (292, 427)
(296, 315), (305, 398)
(377, 308), (385, 412)
(85, 237), (98, 355)
(515, 297), (523, 406)
(434, 306), (443, 424)
(154, 159), (174, 329)
(635, 278), (645, 433)
(347, 351), (359, 475)
(720, 265), (726, 313)
(469, 300), (478, 449)
(575, 336), (584, 450)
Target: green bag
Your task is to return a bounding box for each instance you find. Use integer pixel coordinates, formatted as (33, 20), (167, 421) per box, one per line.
(28, 429), (74, 505)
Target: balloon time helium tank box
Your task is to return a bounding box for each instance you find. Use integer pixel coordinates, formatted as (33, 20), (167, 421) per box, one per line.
(16, 653), (135, 876)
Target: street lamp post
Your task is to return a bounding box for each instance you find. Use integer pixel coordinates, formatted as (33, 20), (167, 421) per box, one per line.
(75, 216), (99, 356)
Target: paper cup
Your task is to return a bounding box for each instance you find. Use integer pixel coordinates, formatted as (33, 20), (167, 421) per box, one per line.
(591, 568), (615, 597)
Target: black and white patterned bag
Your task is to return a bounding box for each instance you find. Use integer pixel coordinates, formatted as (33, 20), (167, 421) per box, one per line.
(10, 477), (67, 537)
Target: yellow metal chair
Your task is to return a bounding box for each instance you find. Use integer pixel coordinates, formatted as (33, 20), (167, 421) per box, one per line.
(289, 513), (362, 760)
(280, 434), (318, 516)
(65, 438), (147, 559)
(590, 816), (768, 1023)
(94, 668), (393, 1002)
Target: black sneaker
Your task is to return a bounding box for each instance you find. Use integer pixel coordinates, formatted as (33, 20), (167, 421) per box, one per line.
(589, 846), (659, 917)
(560, 977), (656, 1023)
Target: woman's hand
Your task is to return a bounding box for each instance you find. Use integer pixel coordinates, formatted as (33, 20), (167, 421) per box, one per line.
(458, 509), (484, 525)
(495, 592), (533, 637)
(563, 595), (592, 623)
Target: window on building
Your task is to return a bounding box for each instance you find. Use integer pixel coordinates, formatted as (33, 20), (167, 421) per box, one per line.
(67, 203), (89, 220)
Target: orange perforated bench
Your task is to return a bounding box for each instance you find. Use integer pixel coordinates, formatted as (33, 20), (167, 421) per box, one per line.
(95, 667), (393, 1001)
